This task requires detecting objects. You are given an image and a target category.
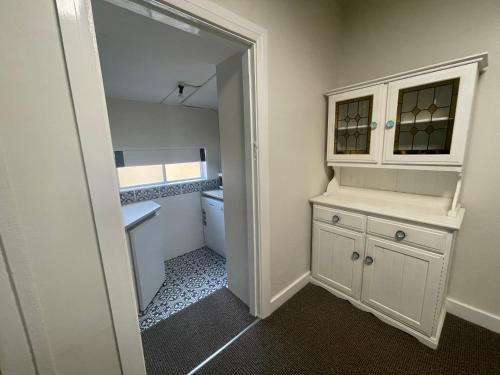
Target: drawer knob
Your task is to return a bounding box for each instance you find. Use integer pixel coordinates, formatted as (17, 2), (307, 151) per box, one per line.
(351, 251), (360, 261)
(385, 120), (395, 129)
(365, 256), (374, 265)
(370, 121), (377, 130)
(332, 215), (340, 223)
(395, 230), (406, 241)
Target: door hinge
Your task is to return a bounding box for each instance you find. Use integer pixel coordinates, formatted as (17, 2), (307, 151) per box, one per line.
(253, 142), (258, 160)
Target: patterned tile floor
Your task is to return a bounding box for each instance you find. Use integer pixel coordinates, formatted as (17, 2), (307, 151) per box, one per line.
(139, 247), (227, 331)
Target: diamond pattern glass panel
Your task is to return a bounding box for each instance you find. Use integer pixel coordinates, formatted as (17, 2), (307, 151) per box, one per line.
(335, 96), (373, 154)
(394, 78), (459, 154)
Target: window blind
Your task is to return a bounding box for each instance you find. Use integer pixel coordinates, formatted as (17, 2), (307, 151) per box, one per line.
(118, 148), (204, 167)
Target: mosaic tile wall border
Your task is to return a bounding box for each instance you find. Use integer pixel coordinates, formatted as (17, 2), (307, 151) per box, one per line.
(120, 178), (219, 205)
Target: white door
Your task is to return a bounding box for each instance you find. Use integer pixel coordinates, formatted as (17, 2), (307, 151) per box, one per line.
(327, 84), (387, 164)
(202, 197), (226, 257)
(128, 214), (165, 312)
(312, 221), (365, 299)
(361, 236), (444, 336)
(382, 63), (478, 166)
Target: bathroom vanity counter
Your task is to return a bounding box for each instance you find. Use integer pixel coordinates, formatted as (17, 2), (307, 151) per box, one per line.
(202, 189), (224, 201)
(122, 201), (161, 230)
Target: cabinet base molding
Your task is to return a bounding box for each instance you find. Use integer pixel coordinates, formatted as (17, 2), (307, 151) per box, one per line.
(311, 277), (445, 349)
(446, 297), (500, 334)
(269, 271), (311, 314)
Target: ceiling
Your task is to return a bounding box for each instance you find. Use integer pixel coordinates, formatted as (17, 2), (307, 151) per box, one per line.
(91, 0), (246, 109)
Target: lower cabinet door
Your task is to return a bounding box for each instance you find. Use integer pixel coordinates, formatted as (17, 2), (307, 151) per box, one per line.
(361, 236), (444, 336)
(312, 221), (365, 299)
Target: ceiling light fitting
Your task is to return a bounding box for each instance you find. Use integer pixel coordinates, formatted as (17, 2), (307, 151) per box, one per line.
(178, 84), (185, 98)
(177, 81), (201, 98)
(161, 75), (215, 106)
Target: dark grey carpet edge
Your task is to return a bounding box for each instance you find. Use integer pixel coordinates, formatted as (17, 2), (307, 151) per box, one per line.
(141, 287), (255, 375)
(197, 283), (500, 375)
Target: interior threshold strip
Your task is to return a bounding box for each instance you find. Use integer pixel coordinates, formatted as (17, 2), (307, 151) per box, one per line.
(186, 318), (261, 375)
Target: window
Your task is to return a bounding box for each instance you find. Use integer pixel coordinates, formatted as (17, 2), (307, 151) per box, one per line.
(117, 165), (164, 188)
(165, 161), (202, 182)
(117, 161), (205, 189)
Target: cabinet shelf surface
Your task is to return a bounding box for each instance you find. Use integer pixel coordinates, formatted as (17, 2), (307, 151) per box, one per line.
(310, 186), (464, 230)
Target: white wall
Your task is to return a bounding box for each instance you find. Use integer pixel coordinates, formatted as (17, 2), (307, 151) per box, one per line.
(107, 99), (219, 260)
(0, 0), (122, 373)
(107, 98), (221, 179)
(336, 0), (500, 320)
(216, 52), (249, 304)
(211, 0), (342, 297)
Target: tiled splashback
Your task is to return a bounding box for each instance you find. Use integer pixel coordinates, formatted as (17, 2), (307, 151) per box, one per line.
(120, 178), (219, 205)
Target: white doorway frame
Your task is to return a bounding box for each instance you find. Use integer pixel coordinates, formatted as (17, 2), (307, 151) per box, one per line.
(55, 0), (270, 374)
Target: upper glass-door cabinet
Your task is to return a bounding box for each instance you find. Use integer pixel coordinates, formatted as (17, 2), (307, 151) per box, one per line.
(327, 85), (386, 164)
(383, 64), (478, 166)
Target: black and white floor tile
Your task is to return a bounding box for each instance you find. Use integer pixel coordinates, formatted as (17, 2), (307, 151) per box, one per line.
(139, 247), (227, 331)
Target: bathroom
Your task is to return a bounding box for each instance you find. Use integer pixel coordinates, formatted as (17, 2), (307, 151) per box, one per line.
(90, 0), (252, 338)
(116, 104), (227, 331)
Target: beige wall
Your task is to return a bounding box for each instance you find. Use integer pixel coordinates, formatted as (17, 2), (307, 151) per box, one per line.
(1, 1), (342, 371)
(211, 0), (342, 295)
(0, 0), (342, 370)
(0, 0), (122, 373)
(336, 0), (500, 317)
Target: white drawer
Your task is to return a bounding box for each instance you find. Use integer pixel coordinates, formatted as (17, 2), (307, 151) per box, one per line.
(313, 205), (366, 233)
(367, 217), (449, 253)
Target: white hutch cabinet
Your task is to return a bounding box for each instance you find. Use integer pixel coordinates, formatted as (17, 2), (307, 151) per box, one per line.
(326, 55), (486, 169)
(311, 53), (487, 348)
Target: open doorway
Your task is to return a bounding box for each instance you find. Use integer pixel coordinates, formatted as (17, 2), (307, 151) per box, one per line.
(86, 0), (258, 371)
(56, 0), (270, 372)
(91, 0), (249, 326)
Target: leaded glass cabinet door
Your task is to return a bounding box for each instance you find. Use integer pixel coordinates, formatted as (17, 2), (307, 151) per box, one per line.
(327, 85), (386, 163)
(383, 64), (478, 166)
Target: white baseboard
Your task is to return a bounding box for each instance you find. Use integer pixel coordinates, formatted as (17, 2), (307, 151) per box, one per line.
(269, 271), (311, 314)
(446, 297), (500, 334)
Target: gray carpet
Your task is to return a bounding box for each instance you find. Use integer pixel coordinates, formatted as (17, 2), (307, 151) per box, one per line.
(197, 284), (500, 375)
(141, 287), (255, 375)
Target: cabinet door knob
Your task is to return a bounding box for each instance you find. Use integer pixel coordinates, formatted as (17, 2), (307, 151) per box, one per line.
(332, 215), (340, 223)
(370, 121), (377, 130)
(351, 251), (360, 261)
(395, 230), (406, 241)
(364, 256), (374, 265)
(385, 120), (395, 129)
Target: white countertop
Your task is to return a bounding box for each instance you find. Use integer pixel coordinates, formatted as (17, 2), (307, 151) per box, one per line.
(310, 186), (464, 230)
(122, 201), (161, 230)
(202, 189), (223, 201)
